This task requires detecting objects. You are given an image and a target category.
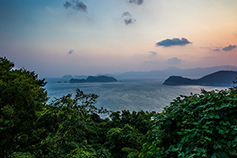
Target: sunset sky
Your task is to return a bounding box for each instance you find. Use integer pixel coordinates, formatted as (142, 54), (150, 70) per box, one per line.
(1, 0), (237, 77)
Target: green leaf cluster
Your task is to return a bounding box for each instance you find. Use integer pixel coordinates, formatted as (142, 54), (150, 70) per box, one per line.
(140, 87), (237, 157)
(0, 57), (48, 156)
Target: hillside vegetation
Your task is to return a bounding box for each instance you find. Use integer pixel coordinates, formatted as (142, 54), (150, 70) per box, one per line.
(1, 56), (237, 157)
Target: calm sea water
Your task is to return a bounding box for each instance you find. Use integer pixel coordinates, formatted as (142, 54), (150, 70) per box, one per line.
(45, 78), (229, 113)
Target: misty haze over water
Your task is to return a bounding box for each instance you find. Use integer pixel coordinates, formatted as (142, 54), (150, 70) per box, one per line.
(45, 78), (229, 114)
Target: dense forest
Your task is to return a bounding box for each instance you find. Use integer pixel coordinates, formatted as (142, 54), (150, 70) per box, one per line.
(1, 56), (237, 157)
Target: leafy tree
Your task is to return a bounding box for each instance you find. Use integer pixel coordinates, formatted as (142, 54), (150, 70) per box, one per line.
(0, 57), (48, 157)
(105, 124), (143, 158)
(106, 110), (157, 157)
(109, 110), (157, 135)
(37, 90), (110, 157)
(140, 87), (237, 157)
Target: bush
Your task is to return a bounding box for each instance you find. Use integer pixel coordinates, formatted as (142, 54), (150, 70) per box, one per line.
(140, 88), (237, 157)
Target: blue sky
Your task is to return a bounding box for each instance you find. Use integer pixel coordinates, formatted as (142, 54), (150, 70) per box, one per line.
(1, 0), (237, 77)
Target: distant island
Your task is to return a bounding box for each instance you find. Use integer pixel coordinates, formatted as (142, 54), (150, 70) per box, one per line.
(70, 75), (118, 83)
(163, 70), (237, 86)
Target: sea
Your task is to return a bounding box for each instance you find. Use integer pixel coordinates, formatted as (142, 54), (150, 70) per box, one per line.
(45, 78), (229, 115)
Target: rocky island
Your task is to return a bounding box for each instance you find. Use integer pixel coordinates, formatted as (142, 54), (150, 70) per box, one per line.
(163, 70), (237, 86)
(70, 75), (118, 83)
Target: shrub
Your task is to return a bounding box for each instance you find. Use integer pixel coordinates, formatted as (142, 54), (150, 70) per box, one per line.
(140, 88), (237, 157)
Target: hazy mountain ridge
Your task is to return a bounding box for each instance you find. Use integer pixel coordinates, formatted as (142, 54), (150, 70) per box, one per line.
(163, 70), (237, 86)
(62, 65), (237, 79)
(117, 65), (237, 78)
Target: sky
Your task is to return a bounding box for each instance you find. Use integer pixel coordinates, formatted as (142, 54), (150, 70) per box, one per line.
(0, 0), (237, 77)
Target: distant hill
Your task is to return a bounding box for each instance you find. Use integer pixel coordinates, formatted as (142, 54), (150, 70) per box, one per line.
(74, 75), (88, 79)
(62, 75), (73, 79)
(70, 75), (118, 83)
(163, 71), (237, 86)
(117, 65), (237, 78)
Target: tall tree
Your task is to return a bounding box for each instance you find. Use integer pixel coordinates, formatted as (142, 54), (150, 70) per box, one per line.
(0, 57), (48, 157)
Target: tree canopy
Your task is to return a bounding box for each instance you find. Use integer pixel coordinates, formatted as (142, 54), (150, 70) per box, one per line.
(140, 88), (237, 157)
(0, 57), (48, 156)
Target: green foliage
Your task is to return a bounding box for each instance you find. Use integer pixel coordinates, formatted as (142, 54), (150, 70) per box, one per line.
(106, 110), (157, 157)
(109, 110), (157, 135)
(122, 147), (139, 158)
(0, 57), (48, 157)
(36, 89), (110, 157)
(140, 87), (237, 157)
(9, 151), (35, 158)
(105, 124), (143, 157)
(65, 146), (111, 158)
